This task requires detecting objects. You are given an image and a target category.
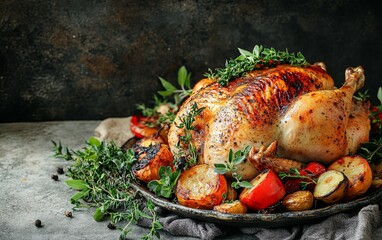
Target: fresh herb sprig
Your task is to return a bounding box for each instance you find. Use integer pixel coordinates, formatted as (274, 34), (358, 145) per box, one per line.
(147, 166), (181, 198)
(136, 66), (193, 127)
(205, 45), (309, 86)
(52, 137), (162, 240)
(279, 168), (317, 190)
(174, 102), (205, 170)
(214, 146), (252, 189)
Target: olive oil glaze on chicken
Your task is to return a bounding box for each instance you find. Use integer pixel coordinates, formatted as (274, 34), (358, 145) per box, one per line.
(168, 63), (370, 180)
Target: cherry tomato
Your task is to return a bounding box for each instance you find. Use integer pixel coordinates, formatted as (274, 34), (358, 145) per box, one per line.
(130, 115), (158, 138)
(284, 162), (326, 194)
(239, 169), (286, 211)
(370, 105), (382, 134)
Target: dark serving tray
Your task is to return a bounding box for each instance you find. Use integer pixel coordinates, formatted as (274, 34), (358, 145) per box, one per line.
(131, 181), (382, 228)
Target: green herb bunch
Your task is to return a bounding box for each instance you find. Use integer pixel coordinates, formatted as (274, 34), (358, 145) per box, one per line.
(205, 45), (309, 86)
(214, 146), (253, 189)
(52, 138), (162, 240)
(136, 66), (193, 126)
(359, 87), (382, 164)
(174, 102), (205, 170)
(147, 166), (181, 198)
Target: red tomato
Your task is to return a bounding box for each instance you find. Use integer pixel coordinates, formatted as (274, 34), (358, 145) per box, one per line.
(239, 169), (286, 211)
(284, 162), (326, 194)
(370, 105), (382, 133)
(130, 115), (158, 138)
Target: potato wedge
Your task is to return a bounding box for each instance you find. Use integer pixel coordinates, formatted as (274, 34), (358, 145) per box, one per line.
(328, 155), (372, 200)
(282, 190), (314, 211)
(175, 164), (228, 209)
(313, 170), (348, 204)
(225, 184), (238, 201)
(132, 137), (174, 183)
(213, 200), (247, 214)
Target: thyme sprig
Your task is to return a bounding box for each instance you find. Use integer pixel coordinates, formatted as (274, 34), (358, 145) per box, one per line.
(174, 102), (205, 170)
(205, 45), (309, 86)
(52, 137), (162, 240)
(279, 168), (317, 190)
(214, 146), (252, 189)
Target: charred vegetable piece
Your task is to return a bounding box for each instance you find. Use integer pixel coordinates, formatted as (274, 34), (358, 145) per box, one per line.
(132, 137), (174, 183)
(328, 155), (372, 200)
(239, 169), (286, 211)
(175, 164), (228, 209)
(313, 170), (348, 204)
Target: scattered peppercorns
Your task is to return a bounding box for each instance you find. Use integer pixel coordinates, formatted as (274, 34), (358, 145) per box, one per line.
(34, 219), (42, 228)
(57, 167), (64, 174)
(51, 174), (59, 181)
(64, 211), (72, 218)
(107, 222), (116, 230)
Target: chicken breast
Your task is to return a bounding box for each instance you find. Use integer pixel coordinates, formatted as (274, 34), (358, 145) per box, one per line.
(168, 64), (370, 180)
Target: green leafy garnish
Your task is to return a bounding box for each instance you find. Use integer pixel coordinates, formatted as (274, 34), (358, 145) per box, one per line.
(136, 66), (193, 127)
(52, 137), (162, 239)
(278, 168), (317, 190)
(205, 45), (309, 86)
(174, 102), (205, 170)
(147, 166), (181, 198)
(214, 146), (252, 189)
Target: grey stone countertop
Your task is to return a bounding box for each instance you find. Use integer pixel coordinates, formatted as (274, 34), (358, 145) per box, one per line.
(2, 121), (382, 240)
(0, 121), (258, 240)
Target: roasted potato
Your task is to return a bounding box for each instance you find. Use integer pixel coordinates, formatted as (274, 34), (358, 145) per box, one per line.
(313, 170), (348, 204)
(371, 161), (382, 179)
(328, 155), (372, 200)
(225, 184), (238, 201)
(370, 178), (382, 190)
(175, 164), (228, 209)
(132, 137), (174, 183)
(282, 190), (314, 211)
(213, 200), (247, 214)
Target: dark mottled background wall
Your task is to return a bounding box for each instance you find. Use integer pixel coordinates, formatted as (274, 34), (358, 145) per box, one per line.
(0, 0), (381, 122)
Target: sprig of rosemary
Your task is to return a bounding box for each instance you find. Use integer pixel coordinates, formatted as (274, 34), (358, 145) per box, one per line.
(52, 137), (162, 240)
(205, 45), (309, 86)
(214, 146), (252, 189)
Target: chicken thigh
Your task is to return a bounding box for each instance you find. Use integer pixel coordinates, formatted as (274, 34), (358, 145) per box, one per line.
(168, 64), (370, 180)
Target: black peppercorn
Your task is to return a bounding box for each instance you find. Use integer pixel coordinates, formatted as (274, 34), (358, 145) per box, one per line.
(51, 174), (59, 181)
(64, 211), (72, 218)
(34, 219), (42, 228)
(107, 222), (116, 230)
(57, 167), (64, 174)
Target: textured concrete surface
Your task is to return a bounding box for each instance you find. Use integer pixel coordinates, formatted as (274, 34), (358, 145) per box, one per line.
(0, 121), (256, 240)
(0, 0), (381, 122)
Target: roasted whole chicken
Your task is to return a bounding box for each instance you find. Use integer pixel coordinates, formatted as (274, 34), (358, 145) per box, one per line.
(168, 63), (370, 180)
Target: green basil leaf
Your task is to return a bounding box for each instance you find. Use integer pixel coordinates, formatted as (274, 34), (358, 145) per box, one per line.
(159, 77), (177, 92)
(70, 189), (90, 202)
(377, 87), (382, 105)
(65, 179), (89, 190)
(93, 207), (104, 222)
(87, 137), (101, 147)
(177, 66), (187, 86)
